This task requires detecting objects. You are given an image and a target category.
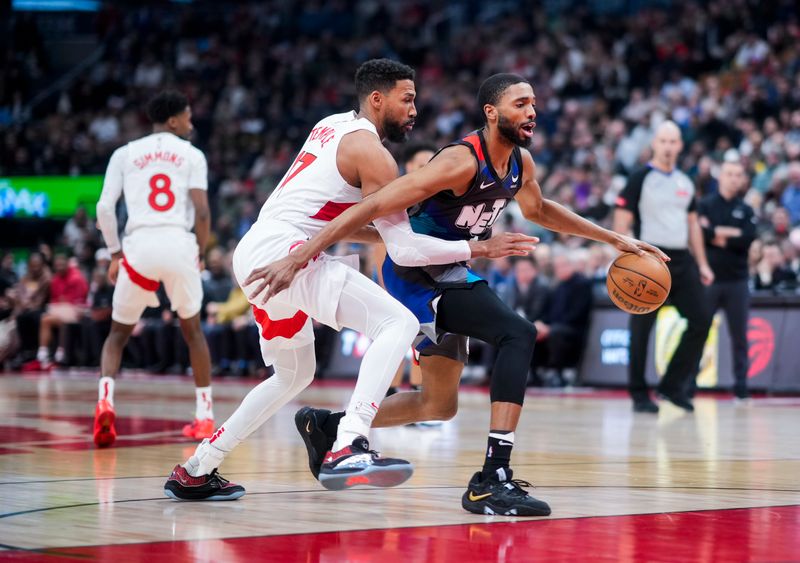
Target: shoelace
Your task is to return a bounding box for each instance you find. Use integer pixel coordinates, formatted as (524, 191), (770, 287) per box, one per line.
(209, 469), (229, 486)
(504, 478), (534, 497)
(352, 439), (381, 457)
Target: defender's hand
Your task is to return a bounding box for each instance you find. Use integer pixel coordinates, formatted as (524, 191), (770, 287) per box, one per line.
(470, 232), (539, 259)
(244, 254), (306, 304)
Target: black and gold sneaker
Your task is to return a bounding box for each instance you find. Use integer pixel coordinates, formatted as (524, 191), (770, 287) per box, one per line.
(462, 468), (551, 516)
(295, 406), (336, 480)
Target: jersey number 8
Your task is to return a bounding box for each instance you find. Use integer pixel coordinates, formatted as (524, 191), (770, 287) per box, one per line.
(148, 173), (175, 212)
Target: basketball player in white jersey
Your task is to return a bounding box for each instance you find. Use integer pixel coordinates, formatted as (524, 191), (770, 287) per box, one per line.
(163, 59), (535, 500)
(95, 91), (215, 448)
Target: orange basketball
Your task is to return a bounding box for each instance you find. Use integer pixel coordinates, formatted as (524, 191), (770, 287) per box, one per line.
(606, 252), (671, 315)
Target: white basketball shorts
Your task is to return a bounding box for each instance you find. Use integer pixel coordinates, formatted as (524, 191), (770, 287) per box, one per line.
(112, 227), (202, 325)
(232, 220), (358, 366)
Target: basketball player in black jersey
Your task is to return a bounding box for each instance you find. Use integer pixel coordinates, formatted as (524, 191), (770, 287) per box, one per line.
(247, 74), (666, 516)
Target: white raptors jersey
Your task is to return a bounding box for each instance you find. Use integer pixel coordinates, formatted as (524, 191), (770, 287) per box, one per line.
(99, 132), (208, 236)
(257, 111), (377, 237)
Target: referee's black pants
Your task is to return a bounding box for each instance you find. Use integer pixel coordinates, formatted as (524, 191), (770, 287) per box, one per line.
(705, 278), (750, 395)
(629, 249), (712, 401)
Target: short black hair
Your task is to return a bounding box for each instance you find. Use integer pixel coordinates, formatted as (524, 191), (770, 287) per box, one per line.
(402, 142), (437, 164)
(355, 59), (415, 101)
(146, 90), (189, 124)
(477, 73), (530, 119)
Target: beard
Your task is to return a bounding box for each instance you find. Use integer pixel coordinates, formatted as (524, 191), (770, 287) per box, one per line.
(383, 118), (415, 143)
(497, 113), (532, 147)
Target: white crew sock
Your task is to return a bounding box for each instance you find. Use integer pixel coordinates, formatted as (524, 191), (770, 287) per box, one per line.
(98, 376), (115, 406)
(195, 386), (214, 420)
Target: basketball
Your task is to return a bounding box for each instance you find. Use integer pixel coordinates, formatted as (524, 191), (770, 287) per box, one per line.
(606, 252), (671, 315)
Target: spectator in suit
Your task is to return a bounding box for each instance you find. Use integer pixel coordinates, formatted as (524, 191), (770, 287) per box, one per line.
(533, 253), (593, 386)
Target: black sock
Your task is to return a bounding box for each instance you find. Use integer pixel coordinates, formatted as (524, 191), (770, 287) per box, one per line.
(481, 430), (514, 479)
(321, 411), (345, 440)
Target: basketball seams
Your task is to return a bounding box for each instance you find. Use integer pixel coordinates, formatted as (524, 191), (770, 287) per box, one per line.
(610, 264), (670, 293)
(606, 274), (665, 307)
(616, 253), (671, 276)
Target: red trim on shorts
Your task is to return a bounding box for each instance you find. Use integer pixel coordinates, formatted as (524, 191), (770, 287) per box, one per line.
(121, 256), (159, 291)
(310, 201), (357, 222)
(252, 305), (308, 340)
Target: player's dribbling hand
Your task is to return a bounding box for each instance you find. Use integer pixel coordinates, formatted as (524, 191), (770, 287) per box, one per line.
(244, 255), (305, 304)
(472, 232), (539, 259)
(612, 234), (670, 262)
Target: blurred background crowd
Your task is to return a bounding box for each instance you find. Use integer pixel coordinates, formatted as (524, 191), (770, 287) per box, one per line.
(2, 0), (800, 380)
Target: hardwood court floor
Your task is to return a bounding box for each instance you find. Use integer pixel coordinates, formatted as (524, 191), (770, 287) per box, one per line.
(0, 372), (798, 562)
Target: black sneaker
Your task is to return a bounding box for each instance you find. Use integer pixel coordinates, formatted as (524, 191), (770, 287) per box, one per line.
(319, 436), (413, 491)
(295, 406), (336, 480)
(633, 398), (660, 413)
(656, 390), (694, 412)
(734, 386), (751, 401)
(163, 464), (245, 501)
(462, 468), (551, 517)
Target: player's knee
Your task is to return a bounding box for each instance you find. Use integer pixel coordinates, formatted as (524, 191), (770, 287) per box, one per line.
(384, 305), (419, 345)
(296, 357), (316, 390)
(503, 316), (537, 351)
(425, 398), (458, 421)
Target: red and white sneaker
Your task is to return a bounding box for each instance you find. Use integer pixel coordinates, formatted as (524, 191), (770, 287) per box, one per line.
(163, 464), (245, 501)
(93, 400), (116, 448)
(182, 418), (215, 440)
(319, 436), (413, 491)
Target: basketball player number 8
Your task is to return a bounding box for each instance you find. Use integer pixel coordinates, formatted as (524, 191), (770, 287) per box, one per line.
(148, 173), (175, 212)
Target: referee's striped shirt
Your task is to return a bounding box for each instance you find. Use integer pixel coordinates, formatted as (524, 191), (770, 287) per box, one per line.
(615, 165), (696, 250)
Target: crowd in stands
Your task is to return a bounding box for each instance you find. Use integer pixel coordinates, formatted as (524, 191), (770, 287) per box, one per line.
(3, 0), (800, 380)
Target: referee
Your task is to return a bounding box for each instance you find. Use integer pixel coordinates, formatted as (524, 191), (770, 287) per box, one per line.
(698, 160), (756, 400)
(613, 121), (714, 413)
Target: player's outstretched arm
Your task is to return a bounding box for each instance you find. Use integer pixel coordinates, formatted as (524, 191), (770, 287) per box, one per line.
(245, 145), (533, 302)
(516, 151), (669, 261)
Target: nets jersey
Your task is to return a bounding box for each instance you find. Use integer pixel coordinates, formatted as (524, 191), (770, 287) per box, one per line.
(100, 132), (208, 235)
(381, 128), (523, 345)
(256, 111), (377, 237)
(408, 128), (522, 242)
(385, 128), (523, 287)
